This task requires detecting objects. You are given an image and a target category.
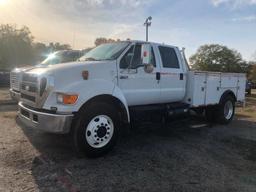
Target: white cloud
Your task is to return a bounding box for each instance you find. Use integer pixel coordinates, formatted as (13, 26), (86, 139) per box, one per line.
(211, 0), (256, 8)
(232, 15), (256, 22)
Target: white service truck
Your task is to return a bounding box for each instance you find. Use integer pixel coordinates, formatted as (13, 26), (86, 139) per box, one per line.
(18, 41), (246, 157)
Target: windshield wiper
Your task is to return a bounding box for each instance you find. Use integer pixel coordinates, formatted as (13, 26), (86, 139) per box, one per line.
(85, 57), (97, 61)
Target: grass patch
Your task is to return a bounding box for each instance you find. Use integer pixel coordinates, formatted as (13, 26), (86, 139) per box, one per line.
(236, 89), (256, 120)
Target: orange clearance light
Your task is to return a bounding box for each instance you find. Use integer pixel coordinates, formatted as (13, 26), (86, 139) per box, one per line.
(62, 94), (78, 104)
(82, 70), (89, 80)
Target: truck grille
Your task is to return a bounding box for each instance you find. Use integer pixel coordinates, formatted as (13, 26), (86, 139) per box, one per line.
(22, 73), (37, 83)
(21, 93), (36, 102)
(10, 72), (20, 91)
(20, 73), (38, 106)
(21, 82), (38, 93)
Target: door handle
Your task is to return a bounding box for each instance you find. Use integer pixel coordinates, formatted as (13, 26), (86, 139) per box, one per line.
(180, 73), (184, 80)
(120, 75), (128, 79)
(156, 72), (161, 80)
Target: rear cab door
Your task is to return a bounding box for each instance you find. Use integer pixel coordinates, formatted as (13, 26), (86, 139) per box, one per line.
(156, 45), (186, 103)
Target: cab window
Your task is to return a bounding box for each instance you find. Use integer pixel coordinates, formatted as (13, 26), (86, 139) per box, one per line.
(158, 46), (179, 68)
(120, 44), (156, 69)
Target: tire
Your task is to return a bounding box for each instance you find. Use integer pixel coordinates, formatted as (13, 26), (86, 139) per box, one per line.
(248, 89), (251, 95)
(215, 95), (235, 124)
(71, 102), (120, 157)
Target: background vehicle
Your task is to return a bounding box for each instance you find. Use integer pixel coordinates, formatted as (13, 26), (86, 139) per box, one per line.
(9, 50), (83, 101)
(17, 41), (246, 157)
(246, 80), (252, 94)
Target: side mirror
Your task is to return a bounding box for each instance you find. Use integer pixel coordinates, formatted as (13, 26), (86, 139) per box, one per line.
(141, 44), (154, 73)
(141, 44), (152, 65)
(144, 64), (154, 73)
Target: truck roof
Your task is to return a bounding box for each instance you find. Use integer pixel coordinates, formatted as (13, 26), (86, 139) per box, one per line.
(122, 40), (179, 49)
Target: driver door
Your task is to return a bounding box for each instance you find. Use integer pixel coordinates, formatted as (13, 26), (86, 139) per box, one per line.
(117, 43), (161, 106)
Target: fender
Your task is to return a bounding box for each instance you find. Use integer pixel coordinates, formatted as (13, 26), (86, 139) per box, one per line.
(43, 79), (115, 112)
(112, 85), (130, 122)
(219, 89), (237, 103)
(43, 79), (130, 122)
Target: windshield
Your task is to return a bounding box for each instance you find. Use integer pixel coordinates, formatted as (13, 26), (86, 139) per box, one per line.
(41, 51), (81, 65)
(79, 42), (130, 61)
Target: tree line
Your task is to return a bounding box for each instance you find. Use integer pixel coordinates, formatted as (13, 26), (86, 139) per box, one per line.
(0, 24), (128, 70)
(0, 24), (255, 82)
(190, 44), (256, 83)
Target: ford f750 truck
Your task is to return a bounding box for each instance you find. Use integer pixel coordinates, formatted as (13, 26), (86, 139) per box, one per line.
(18, 41), (246, 157)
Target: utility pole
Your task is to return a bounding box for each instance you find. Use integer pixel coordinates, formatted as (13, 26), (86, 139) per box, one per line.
(144, 16), (152, 42)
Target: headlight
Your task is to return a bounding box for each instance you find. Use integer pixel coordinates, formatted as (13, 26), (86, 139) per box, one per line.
(57, 93), (78, 105)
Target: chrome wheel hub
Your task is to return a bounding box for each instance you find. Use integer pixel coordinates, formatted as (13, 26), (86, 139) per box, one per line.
(224, 100), (233, 120)
(85, 115), (114, 148)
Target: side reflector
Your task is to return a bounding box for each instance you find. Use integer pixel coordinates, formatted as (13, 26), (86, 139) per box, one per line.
(82, 71), (89, 80)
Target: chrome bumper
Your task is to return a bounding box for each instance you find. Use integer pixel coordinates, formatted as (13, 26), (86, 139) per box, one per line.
(9, 89), (20, 101)
(18, 102), (73, 134)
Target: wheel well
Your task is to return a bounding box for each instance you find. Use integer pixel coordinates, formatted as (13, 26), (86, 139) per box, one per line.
(220, 90), (237, 103)
(79, 94), (129, 124)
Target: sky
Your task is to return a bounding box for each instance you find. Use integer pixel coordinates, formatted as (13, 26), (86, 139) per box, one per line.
(0, 0), (255, 60)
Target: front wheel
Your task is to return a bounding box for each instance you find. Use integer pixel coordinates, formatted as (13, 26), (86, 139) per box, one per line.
(72, 102), (120, 157)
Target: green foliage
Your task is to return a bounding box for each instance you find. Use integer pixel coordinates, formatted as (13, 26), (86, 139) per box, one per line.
(247, 61), (256, 83)
(0, 24), (72, 70)
(94, 37), (120, 46)
(0, 24), (34, 70)
(190, 44), (248, 73)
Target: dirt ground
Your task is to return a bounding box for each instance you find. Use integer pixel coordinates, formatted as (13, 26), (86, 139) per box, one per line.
(0, 88), (11, 102)
(0, 89), (256, 192)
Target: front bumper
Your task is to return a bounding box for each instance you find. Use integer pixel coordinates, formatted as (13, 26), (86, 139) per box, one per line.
(18, 102), (73, 134)
(9, 89), (20, 101)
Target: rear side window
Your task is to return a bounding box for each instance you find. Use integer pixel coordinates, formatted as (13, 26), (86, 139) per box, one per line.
(159, 46), (179, 68)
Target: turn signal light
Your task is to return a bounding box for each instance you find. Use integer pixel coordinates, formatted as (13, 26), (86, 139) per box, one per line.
(57, 93), (78, 105)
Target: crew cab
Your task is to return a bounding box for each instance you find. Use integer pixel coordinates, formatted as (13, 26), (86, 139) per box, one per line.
(17, 41), (246, 157)
(10, 50), (83, 101)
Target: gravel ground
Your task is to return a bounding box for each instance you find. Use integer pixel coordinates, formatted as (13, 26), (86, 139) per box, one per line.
(1, 92), (256, 192)
(0, 88), (11, 102)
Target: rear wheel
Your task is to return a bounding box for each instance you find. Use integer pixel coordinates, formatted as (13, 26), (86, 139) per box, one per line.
(216, 95), (235, 124)
(205, 95), (235, 124)
(72, 102), (120, 157)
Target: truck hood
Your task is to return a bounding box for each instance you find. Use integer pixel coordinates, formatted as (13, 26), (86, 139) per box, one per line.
(12, 65), (38, 73)
(23, 60), (117, 91)
(24, 60), (116, 75)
